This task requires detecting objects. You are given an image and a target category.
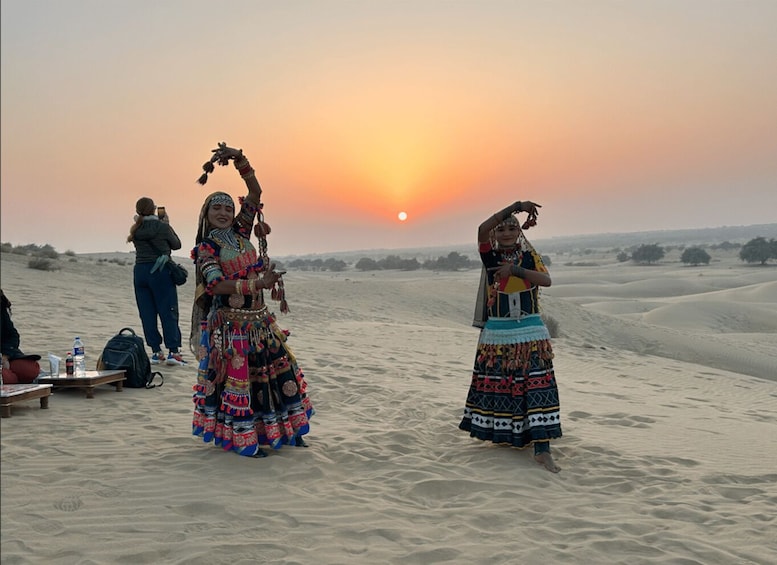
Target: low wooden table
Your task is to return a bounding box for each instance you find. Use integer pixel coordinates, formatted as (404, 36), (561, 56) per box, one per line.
(37, 370), (126, 399)
(1, 383), (53, 418)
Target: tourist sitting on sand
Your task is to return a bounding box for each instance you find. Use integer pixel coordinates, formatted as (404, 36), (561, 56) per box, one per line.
(1, 289), (41, 384)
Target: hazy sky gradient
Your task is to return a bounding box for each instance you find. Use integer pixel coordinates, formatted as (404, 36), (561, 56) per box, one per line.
(2, 0), (776, 256)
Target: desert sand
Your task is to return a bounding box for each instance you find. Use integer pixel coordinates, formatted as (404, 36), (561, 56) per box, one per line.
(1, 245), (776, 565)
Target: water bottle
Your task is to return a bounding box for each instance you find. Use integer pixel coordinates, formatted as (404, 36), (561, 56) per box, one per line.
(73, 336), (86, 377)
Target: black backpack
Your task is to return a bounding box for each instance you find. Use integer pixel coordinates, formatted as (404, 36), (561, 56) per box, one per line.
(96, 327), (164, 389)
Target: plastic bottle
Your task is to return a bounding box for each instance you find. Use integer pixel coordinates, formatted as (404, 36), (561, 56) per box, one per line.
(66, 352), (75, 376)
(73, 336), (86, 377)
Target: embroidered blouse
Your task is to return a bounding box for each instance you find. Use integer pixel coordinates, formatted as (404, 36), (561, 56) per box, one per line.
(479, 241), (547, 318)
(195, 197), (265, 310)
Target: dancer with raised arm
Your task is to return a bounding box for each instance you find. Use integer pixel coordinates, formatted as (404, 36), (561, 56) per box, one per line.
(190, 142), (313, 458)
(459, 200), (562, 472)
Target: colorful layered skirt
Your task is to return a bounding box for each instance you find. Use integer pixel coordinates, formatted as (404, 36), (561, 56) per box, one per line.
(459, 314), (561, 447)
(192, 306), (314, 456)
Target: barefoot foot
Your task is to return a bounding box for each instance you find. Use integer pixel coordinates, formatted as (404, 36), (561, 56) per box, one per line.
(534, 452), (561, 473)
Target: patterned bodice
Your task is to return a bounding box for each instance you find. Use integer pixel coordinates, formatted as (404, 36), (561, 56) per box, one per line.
(479, 242), (546, 318)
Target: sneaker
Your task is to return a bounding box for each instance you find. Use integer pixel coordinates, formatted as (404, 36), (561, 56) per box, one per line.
(166, 351), (188, 366)
(150, 351), (165, 365)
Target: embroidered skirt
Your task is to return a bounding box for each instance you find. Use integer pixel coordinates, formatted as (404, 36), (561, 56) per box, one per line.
(192, 307), (314, 454)
(459, 314), (562, 447)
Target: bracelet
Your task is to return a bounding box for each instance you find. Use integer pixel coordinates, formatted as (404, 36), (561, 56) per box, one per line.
(235, 158), (253, 176)
(234, 280), (244, 295)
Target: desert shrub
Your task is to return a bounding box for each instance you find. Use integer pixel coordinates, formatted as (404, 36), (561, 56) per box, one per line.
(542, 313), (560, 338)
(64, 249), (76, 256)
(616, 251), (630, 262)
(28, 257), (60, 271)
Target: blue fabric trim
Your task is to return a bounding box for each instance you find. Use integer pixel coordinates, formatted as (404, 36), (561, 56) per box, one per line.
(479, 314), (550, 345)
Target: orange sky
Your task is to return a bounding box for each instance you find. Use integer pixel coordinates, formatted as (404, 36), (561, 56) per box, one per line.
(2, 1), (776, 256)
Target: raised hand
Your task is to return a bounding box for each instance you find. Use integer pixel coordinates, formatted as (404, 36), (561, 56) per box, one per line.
(197, 142), (245, 185)
(211, 142), (244, 165)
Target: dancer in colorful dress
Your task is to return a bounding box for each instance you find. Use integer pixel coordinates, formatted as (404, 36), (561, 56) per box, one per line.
(190, 142), (313, 458)
(459, 200), (562, 472)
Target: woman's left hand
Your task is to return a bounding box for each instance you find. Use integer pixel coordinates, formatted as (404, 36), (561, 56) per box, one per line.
(489, 263), (514, 281)
(211, 142), (244, 164)
(261, 263), (284, 287)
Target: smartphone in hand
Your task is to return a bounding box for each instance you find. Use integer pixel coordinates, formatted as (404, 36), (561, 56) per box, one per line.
(157, 206), (167, 220)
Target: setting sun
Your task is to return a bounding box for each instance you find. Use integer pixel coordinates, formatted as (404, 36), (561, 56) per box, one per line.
(398, 211), (408, 221)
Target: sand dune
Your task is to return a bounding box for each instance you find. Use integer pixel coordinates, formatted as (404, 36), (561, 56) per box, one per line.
(1, 248), (776, 564)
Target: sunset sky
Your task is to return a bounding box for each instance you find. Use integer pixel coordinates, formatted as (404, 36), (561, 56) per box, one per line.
(2, 0), (776, 257)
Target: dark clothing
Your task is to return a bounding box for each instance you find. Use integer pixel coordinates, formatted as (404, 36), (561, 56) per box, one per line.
(1, 291), (39, 362)
(2, 290), (41, 383)
(133, 217), (181, 264)
(133, 263), (182, 352)
(1, 292), (22, 359)
(479, 243), (542, 318)
(130, 216), (183, 352)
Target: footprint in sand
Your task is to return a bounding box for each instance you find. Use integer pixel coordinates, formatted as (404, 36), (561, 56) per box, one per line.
(94, 487), (122, 498)
(30, 518), (66, 535)
(54, 496), (83, 512)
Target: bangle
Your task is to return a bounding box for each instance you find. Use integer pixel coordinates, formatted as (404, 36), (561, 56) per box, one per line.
(235, 158), (254, 177)
(234, 280), (244, 295)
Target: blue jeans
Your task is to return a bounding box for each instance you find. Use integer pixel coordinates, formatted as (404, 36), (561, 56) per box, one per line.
(133, 263), (181, 352)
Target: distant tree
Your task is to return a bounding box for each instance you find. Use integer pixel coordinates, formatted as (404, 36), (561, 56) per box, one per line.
(739, 237), (776, 265)
(616, 251), (630, 263)
(355, 257), (379, 271)
(323, 258), (347, 272)
(631, 244), (664, 265)
(680, 247), (711, 266)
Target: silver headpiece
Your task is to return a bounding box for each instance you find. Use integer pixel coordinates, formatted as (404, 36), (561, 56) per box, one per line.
(208, 193), (235, 208)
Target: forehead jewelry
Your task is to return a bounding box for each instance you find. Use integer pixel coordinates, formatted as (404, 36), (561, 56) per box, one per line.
(209, 193), (234, 208)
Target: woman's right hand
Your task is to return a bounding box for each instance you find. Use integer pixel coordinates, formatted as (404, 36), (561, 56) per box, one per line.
(519, 201), (541, 216)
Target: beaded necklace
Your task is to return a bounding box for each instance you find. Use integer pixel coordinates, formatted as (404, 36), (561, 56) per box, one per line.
(209, 228), (244, 252)
(498, 246), (522, 264)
